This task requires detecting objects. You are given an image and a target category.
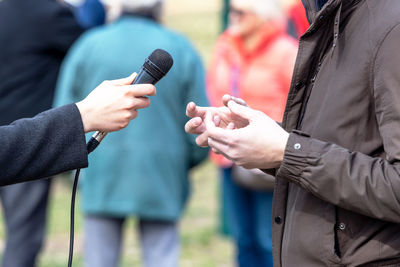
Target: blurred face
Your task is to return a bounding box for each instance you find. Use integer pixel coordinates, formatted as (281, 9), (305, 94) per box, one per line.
(228, 0), (265, 37)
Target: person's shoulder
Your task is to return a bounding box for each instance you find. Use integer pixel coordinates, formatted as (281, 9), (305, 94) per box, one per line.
(364, 0), (400, 29)
(156, 25), (202, 61)
(38, 1), (76, 25)
(71, 24), (111, 50)
(157, 25), (195, 49)
(362, 0), (400, 48)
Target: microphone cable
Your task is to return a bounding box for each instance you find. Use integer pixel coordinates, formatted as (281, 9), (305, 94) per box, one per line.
(68, 168), (81, 267)
(68, 140), (94, 267)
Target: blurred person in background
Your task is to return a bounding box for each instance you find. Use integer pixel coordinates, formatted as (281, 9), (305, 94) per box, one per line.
(0, 0), (83, 266)
(53, 0), (209, 266)
(66, 0), (106, 29)
(222, 0), (309, 39)
(207, 0), (297, 266)
(281, 0), (309, 39)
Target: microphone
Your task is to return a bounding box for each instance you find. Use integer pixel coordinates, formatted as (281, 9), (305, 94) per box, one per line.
(86, 49), (174, 154)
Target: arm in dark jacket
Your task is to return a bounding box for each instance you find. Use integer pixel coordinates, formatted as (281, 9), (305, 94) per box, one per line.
(0, 104), (88, 186)
(44, 1), (84, 53)
(276, 24), (400, 223)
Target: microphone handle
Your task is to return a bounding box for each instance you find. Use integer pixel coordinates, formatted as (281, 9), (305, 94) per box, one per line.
(86, 67), (158, 154)
(87, 131), (107, 153)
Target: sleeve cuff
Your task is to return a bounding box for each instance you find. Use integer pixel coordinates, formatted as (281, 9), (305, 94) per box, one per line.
(276, 130), (312, 184)
(53, 104), (89, 169)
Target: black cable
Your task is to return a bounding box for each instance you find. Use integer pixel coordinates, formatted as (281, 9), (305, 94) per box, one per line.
(68, 168), (81, 267)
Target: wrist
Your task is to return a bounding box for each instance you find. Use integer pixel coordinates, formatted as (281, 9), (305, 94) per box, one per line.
(279, 131), (290, 162)
(270, 131), (289, 168)
(76, 100), (93, 133)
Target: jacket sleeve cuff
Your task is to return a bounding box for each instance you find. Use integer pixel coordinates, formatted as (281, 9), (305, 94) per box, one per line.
(276, 130), (311, 184)
(53, 104), (89, 170)
(68, 104), (89, 167)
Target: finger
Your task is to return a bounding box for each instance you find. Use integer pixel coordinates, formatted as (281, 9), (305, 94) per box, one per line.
(185, 117), (205, 134)
(196, 132), (209, 147)
(204, 111), (232, 143)
(213, 115), (221, 127)
(130, 97), (150, 110)
(227, 100), (255, 121)
(222, 94), (248, 107)
(222, 94), (233, 106)
(186, 102), (197, 117)
(123, 84), (156, 97)
(227, 122), (235, 130)
(208, 137), (232, 159)
(186, 102), (207, 118)
(108, 72), (138, 86)
(212, 147), (221, 154)
(128, 109), (139, 120)
(231, 96), (249, 107)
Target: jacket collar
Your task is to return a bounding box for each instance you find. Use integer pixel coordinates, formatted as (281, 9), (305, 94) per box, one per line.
(300, 0), (363, 44)
(302, 0), (362, 25)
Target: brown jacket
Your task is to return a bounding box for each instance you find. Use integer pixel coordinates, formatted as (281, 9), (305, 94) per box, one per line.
(273, 0), (400, 266)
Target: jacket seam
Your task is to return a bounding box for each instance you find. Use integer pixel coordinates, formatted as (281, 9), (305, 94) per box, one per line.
(370, 22), (400, 149)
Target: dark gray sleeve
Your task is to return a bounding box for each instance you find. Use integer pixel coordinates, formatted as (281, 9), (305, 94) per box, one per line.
(0, 104), (88, 185)
(276, 24), (400, 223)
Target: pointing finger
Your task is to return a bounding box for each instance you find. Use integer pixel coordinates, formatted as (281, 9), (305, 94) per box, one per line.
(186, 102), (208, 118)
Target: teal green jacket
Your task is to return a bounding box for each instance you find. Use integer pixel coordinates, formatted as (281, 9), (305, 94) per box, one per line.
(54, 17), (209, 220)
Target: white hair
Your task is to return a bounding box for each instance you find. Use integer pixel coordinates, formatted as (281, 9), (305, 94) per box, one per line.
(232, 0), (284, 20)
(100, 0), (164, 22)
(119, 0), (163, 11)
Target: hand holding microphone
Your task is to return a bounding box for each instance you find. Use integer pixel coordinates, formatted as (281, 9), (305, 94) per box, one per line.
(83, 49), (174, 153)
(76, 72), (156, 133)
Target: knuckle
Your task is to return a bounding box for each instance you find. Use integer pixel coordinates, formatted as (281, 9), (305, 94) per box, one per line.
(230, 150), (240, 161)
(120, 121), (129, 129)
(131, 110), (138, 119)
(230, 136), (239, 145)
(142, 98), (150, 107)
(125, 99), (135, 109)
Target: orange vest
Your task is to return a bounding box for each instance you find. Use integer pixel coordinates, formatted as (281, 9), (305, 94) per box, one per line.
(207, 22), (298, 167)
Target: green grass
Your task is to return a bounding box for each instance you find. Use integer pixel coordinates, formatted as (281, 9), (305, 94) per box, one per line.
(29, 161), (233, 267)
(0, 1), (235, 266)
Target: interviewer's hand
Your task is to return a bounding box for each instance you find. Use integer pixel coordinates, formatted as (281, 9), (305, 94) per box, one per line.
(76, 73), (156, 133)
(204, 100), (289, 169)
(185, 94), (249, 147)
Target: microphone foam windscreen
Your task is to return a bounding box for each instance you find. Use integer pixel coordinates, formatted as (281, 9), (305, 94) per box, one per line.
(148, 49), (174, 75)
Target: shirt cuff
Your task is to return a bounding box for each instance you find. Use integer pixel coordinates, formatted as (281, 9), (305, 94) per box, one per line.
(276, 130), (311, 184)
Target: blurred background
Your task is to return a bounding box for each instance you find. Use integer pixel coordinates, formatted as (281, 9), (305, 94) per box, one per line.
(0, 0), (308, 266)
(0, 0), (231, 266)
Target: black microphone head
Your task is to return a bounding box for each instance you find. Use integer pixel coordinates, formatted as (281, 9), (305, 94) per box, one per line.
(143, 49), (174, 82)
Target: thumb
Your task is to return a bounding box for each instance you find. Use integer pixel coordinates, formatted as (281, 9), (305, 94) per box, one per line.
(108, 72), (138, 86)
(227, 100), (256, 121)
